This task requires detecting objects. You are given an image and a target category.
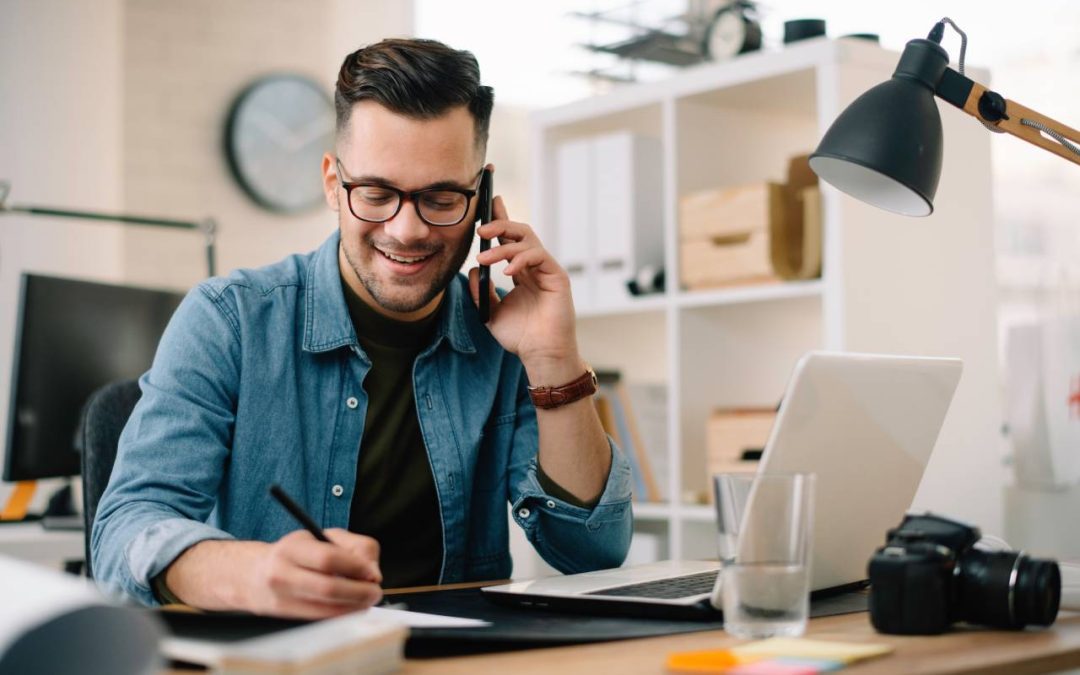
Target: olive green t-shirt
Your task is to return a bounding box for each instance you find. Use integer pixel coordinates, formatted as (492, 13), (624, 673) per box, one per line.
(344, 284), (444, 589)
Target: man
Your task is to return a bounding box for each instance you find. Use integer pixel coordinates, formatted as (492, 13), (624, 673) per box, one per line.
(92, 38), (632, 619)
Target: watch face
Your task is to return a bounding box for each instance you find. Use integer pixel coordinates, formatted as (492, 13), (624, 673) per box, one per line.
(225, 75), (335, 213)
(707, 11), (747, 60)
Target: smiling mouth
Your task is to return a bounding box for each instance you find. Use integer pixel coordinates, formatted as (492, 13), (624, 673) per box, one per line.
(376, 247), (434, 264)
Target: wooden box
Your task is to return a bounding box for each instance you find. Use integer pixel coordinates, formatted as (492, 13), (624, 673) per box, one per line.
(679, 182), (773, 241)
(705, 408), (776, 500)
(679, 182), (784, 289)
(678, 155), (823, 290)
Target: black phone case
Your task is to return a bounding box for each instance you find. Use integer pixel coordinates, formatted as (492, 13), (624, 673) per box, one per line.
(477, 170), (493, 323)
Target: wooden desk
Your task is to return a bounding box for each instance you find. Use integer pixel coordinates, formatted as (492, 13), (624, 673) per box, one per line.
(391, 587), (1080, 675)
(398, 612), (1080, 674)
(164, 584), (1080, 674)
(0, 521), (83, 569)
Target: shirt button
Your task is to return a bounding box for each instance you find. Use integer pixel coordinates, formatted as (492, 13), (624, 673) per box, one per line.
(517, 507), (531, 519)
(331, 485), (344, 497)
(346, 397), (358, 409)
(546, 500), (556, 509)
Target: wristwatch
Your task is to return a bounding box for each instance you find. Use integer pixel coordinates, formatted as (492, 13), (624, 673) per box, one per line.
(528, 365), (598, 410)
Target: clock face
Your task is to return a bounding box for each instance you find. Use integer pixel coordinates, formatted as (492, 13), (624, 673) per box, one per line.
(225, 75), (335, 213)
(708, 11), (747, 60)
(703, 5), (762, 61)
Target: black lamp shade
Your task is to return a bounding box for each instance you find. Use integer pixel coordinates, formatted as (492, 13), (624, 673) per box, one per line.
(810, 39), (950, 217)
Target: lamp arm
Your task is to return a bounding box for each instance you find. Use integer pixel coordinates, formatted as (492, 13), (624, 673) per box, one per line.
(933, 68), (1080, 165)
(927, 17), (1080, 165)
(0, 180), (218, 277)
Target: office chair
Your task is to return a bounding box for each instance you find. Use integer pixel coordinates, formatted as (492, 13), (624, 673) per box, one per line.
(75, 379), (142, 579)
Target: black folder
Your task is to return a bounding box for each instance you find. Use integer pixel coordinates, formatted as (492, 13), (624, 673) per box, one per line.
(400, 587), (868, 658)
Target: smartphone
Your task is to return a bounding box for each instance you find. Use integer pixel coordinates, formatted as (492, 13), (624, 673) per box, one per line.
(476, 168), (493, 323)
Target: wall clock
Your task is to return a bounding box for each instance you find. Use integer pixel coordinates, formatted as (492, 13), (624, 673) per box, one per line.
(224, 74), (335, 213)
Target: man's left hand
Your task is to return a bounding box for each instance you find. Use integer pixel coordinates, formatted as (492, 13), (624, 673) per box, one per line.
(468, 195), (581, 378)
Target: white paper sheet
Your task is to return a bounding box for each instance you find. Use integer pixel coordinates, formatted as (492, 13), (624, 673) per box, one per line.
(365, 606), (490, 628)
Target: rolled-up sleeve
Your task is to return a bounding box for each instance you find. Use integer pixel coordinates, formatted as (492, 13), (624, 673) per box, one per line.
(91, 285), (240, 606)
(507, 380), (634, 573)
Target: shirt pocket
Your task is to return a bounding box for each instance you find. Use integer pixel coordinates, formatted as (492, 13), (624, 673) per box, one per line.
(474, 411), (516, 492)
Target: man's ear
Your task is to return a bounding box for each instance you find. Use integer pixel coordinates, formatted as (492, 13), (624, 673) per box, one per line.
(321, 152), (339, 212)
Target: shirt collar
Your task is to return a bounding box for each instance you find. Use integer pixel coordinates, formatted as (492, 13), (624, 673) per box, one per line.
(303, 230), (476, 355)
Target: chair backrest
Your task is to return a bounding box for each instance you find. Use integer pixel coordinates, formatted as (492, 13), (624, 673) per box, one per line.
(75, 379), (142, 579)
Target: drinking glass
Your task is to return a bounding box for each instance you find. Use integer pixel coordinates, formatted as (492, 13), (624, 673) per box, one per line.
(713, 472), (816, 638)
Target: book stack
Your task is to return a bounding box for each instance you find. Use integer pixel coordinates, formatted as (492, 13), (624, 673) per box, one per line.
(595, 371), (668, 503)
(0, 552), (408, 675)
(161, 610), (407, 675)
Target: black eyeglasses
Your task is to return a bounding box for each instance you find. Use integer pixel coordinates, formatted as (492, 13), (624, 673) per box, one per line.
(336, 159), (482, 227)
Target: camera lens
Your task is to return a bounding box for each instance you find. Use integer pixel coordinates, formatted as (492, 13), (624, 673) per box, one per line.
(1014, 557), (1061, 627)
(957, 550), (1061, 629)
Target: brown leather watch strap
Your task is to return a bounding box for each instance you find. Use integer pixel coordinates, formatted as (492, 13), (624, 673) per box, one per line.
(528, 366), (598, 410)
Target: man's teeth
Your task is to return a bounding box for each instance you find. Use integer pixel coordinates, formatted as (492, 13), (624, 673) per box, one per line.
(381, 250), (429, 264)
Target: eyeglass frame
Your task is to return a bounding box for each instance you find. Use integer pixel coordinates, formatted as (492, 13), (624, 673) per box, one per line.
(335, 158), (484, 227)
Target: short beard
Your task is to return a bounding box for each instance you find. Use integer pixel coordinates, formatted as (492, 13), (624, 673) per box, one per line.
(341, 226), (474, 315)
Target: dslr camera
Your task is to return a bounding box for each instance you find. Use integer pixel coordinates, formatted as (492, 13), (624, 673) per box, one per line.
(868, 513), (1060, 634)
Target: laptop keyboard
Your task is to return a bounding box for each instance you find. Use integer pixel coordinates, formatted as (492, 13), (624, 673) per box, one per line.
(585, 570), (719, 600)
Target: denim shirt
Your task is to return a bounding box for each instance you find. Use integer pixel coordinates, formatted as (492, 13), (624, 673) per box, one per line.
(92, 230), (633, 606)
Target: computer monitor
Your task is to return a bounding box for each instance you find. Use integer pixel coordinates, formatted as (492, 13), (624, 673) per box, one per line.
(3, 274), (184, 482)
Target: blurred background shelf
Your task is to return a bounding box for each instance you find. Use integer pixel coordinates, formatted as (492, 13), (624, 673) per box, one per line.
(517, 37), (1001, 572)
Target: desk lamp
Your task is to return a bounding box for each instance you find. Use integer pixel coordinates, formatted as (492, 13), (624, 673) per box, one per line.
(0, 181), (218, 277)
(809, 18), (1079, 216)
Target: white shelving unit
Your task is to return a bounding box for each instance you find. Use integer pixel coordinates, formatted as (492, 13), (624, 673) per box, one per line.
(527, 37), (1004, 565)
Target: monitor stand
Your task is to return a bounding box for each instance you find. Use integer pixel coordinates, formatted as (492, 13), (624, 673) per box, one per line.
(41, 482), (83, 531)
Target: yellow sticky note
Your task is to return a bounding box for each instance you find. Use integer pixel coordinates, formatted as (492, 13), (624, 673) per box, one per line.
(731, 638), (893, 665)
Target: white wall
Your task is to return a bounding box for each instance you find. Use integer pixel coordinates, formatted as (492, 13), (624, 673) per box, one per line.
(0, 0), (126, 508)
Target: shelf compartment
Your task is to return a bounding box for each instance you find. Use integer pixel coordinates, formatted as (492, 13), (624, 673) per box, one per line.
(677, 297), (823, 503)
(673, 69), (819, 200)
(576, 310), (669, 385)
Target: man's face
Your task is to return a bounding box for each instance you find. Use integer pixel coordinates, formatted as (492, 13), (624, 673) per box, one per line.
(323, 101), (481, 320)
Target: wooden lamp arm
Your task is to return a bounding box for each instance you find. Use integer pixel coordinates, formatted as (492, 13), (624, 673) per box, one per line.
(924, 18), (1080, 166)
(959, 80), (1080, 165)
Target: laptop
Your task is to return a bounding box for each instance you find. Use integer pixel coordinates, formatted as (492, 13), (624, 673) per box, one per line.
(483, 351), (964, 619)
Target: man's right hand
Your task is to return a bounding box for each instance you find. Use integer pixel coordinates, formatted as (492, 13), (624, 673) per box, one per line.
(163, 529), (383, 619)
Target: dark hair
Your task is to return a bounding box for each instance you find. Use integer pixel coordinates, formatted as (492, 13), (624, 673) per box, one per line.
(335, 38), (495, 152)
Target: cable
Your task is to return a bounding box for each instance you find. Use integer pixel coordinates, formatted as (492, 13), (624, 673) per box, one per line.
(938, 17), (1080, 157)
(1021, 118), (1080, 157)
(939, 17), (1003, 134)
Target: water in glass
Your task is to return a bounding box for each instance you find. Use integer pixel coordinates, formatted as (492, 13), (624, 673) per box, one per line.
(721, 562), (810, 638)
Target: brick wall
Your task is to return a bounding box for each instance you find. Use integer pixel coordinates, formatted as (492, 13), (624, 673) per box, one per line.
(121, 0), (414, 288)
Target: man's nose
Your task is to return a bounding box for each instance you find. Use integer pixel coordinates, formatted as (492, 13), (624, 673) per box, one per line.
(382, 199), (430, 245)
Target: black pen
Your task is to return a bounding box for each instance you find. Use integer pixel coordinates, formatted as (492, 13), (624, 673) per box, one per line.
(269, 483), (331, 543)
